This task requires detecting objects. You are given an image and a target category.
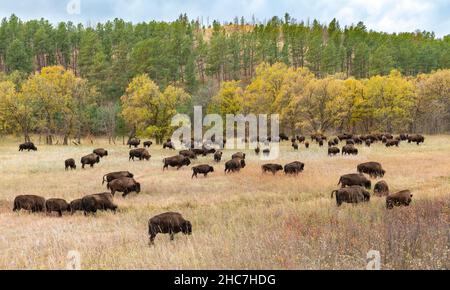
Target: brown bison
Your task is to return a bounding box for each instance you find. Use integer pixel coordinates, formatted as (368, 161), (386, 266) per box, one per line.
(297, 136), (306, 143)
(13, 195), (46, 213)
(214, 151), (223, 162)
(262, 164), (284, 175)
(338, 134), (353, 141)
(386, 190), (413, 209)
(93, 148), (108, 158)
(408, 134), (425, 145)
(328, 147), (340, 156)
(305, 142), (310, 149)
(163, 141), (175, 150)
(127, 138), (141, 148)
(232, 152), (246, 160)
(148, 212), (192, 245)
(129, 148), (151, 161)
(81, 153), (100, 169)
(65, 158), (76, 170)
(338, 173), (371, 189)
(331, 186), (371, 207)
(284, 161), (305, 175)
(365, 139), (372, 147)
(192, 165), (214, 178)
(19, 142), (37, 152)
(357, 162), (385, 178)
(386, 140), (399, 147)
(107, 177), (141, 198)
(279, 133), (289, 141)
(70, 199), (84, 214)
(374, 181), (390, 197)
(143, 141), (153, 148)
(82, 193), (117, 215)
(45, 199), (70, 217)
(342, 145), (358, 155)
(163, 155), (191, 170)
(225, 158), (246, 173)
(255, 147), (261, 155)
(180, 150), (197, 160)
(292, 142), (299, 150)
(102, 171), (134, 185)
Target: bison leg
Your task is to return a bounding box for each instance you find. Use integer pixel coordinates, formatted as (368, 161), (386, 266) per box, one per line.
(149, 234), (156, 246)
(170, 232), (175, 241)
(58, 210), (63, 217)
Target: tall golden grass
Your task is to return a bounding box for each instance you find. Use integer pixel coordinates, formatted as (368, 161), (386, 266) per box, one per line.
(0, 136), (448, 269)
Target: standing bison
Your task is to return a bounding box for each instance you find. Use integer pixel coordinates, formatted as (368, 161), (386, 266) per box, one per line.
(192, 165), (214, 178)
(102, 171), (134, 185)
(13, 195), (46, 213)
(19, 142), (37, 152)
(225, 158), (246, 173)
(328, 147), (340, 156)
(163, 155), (191, 170)
(214, 151), (223, 162)
(70, 199), (84, 214)
(81, 153), (100, 169)
(331, 186), (371, 207)
(342, 145), (358, 156)
(93, 148), (108, 158)
(65, 158), (76, 170)
(148, 212), (192, 245)
(82, 193), (117, 215)
(163, 141), (175, 150)
(127, 138), (141, 148)
(129, 148), (151, 161)
(143, 141), (153, 148)
(107, 177), (141, 198)
(386, 190), (413, 209)
(45, 199), (71, 217)
(338, 173), (371, 189)
(408, 134), (425, 145)
(262, 164), (284, 175)
(179, 150), (197, 160)
(386, 140), (399, 147)
(374, 181), (390, 196)
(232, 152), (246, 160)
(284, 161), (305, 175)
(357, 162), (385, 178)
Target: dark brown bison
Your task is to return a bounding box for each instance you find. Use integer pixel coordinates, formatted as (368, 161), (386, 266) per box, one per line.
(255, 147), (261, 155)
(342, 145), (358, 155)
(225, 158), (246, 173)
(93, 148), (108, 158)
(279, 133), (289, 141)
(328, 140), (336, 147)
(70, 199), (84, 214)
(180, 150), (197, 160)
(232, 152), (246, 160)
(399, 134), (409, 141)
(346, 139), (355, 146)
(408, 134), (425, 145)
(127, 138), (141, 148)
(65, 158), (76, 170)
(386, 190), (413, 209)
(192, 165), (214, 178)
(305, 142), (310, 149)
(19, 142), (37, 151)
(107, 177), (141, 198)
(297, 136), (306, 143)
(328, 147), (340, 156)
(148, 212), (192, 245)
(365, 139), (372, 147)
(102, 171), (134, 185)
(263, 149), (271, 156)
(284, 161), (305, 175)
(386, 140), (399, 147)
(338, 134), (353, 141)
(163, 155), (191, 170)
(13, 195), (45, 213)
(81, 153), (100, 169)
(374, 181), (390, 197)
(82, 193), (117, 215)
(129, 148), (151, 161)
(262, 164), (284, 175)
(292, 142), (299, 150)
(357, 162), (385, 178)
(143, 141), (153, 148)
(338, 173), (371, 189)
(331, 186), (371, 207)
(214, 151), (223, 162)
(318, 140), (324, 147)
(45, 199), (70, 217)
(163, 141), (175, 150)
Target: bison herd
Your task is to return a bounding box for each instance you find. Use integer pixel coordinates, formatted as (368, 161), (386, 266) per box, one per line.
(13, 132), (423, 244)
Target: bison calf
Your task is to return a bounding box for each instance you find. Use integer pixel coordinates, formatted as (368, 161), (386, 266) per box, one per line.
(148, 212), (192, 245)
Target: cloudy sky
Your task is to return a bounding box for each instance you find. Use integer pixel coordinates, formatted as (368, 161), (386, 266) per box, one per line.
(0, 0), (449, 37)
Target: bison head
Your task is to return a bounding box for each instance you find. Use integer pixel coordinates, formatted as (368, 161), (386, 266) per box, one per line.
(240, 159), (246, 168)
(209, 166), (215, 173)
(134, 183), (141, 193)
(182, 158), (191, 166)
(364, 180), (372, 190)
(182, 220), (192, 235)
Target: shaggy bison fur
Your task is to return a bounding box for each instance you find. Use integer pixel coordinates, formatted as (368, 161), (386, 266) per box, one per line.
(148, 212), (192, 245)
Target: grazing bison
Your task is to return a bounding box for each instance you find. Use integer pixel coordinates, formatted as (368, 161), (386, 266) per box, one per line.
(107, 177), (141, 198)
(65, 158), (76, 170)
(225, 158), (246, 173)
(19, 142), (37, 152)
(232, 152), (246, 160)
(127, 138), (141, 148)
(262, 164), (284, 175)
(148, 212), (192, 245)
(45, 199), (70, 217)
(284, 161), (305, 175)
(338, 134), (353, 141)
(163, 141), (175, 150)
(214, 151), (223, 162)
(70, 199), (84, 214)
(102, 171), (134, 185)
(13, 195), (46, 213)
(342, 145), (358, 156)
(408, 134), (425, 145)
(163, 155), (191, 170)
(305, 142), (310, 149)
(374, 181), (390, 197)
(143, 141), (153, 148)
(297, 136), (306, 143)
(129, 148), (151, 161)
(192, 165), (214, 178)
(331, 186), (371, 207)
(365, 139), (372, 147)
(255, 147), (261, 155)
(386, 140), (399, 147)
(279, 133), (289, 141)
(81, 153), (100, 169)
(328, 140), (336, 147)
(292, 142), (299, 151)
(386, 190), (413, 209)
(179, 150), (197, 160)
(93, 148), (108, 158)
(338, 173), (371, 189)
(82, 193), (117, 215)
(357, 162), (385, 178)
(346, 139), (355, 146)
(328, 147), (340, 156)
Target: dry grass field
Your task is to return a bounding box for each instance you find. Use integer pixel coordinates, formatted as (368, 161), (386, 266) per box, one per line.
(0, 135), (449, 270)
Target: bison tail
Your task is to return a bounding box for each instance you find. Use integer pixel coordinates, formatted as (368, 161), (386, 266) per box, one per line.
(331, 190), (337, 198)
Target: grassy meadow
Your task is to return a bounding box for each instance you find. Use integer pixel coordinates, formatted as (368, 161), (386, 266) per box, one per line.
(0, 135), (449, 270)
